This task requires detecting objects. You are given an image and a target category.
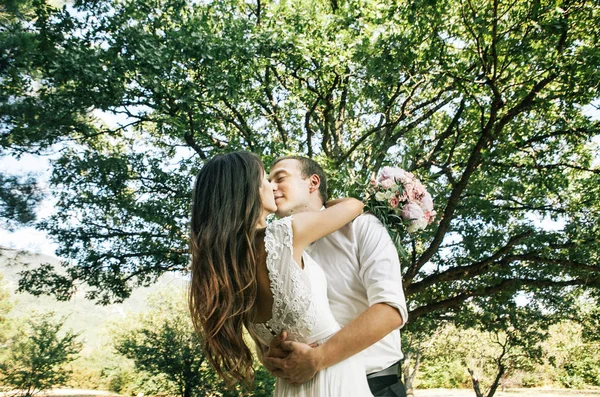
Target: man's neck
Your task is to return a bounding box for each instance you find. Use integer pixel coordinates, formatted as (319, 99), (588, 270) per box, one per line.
(278, 201), (322, 218)
(305, 201), (324, 212)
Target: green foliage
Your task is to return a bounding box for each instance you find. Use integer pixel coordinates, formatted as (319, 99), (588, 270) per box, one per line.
(0, 311), (83, 396)
(418, 359), (470, 389)
(0, 172), (42, 230)
(110, 286), (275, 396)
(558, 348), (600, 388)
(543, 320), (600, 388)
(112, 287), (213, 397)
(65, 346), (134, 391)
(0, 273), (11, 326)
(406, 317), (600, 391)
(251, 365), (276, 397)
(0, 0), (598, 351)
(520, 372), (543, 388)
(456, 303), (547, 397)
(0, 274), (14, 362)
(106, 367), (135, 395)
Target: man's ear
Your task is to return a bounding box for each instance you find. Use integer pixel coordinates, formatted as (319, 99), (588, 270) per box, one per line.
(308, 174), (321, 193)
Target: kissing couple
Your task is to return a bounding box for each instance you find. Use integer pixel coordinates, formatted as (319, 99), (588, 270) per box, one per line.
(190, 152), (408, 397)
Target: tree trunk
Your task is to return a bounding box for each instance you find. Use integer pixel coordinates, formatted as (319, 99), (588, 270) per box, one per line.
(403, 350), (422, 397)
(468, 367), (484, 397)
(486, 363), (506, 397)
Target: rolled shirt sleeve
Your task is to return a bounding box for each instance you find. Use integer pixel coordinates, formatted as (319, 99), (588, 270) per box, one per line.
(355, 214), (409, 328)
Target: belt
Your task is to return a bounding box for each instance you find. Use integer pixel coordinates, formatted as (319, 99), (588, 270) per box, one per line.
(366, 361), (400, 379)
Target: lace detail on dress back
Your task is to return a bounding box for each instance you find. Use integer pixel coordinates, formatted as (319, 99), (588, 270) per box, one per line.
(250, 216), (318, 345)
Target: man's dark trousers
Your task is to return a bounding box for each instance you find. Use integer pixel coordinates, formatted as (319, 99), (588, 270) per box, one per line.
(366, 361), (407, 397)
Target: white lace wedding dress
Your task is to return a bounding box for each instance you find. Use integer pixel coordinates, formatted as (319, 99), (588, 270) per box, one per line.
(249, 217), (373, 397)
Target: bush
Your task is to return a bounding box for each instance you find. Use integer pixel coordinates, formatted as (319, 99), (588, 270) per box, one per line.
(521, 372), (543, 388)
(107, 367), (137, 395)
(250, 365), (276, 397)
(0, 311), (82, 395)
(417, 359), (471, 389)
(559, 350), (600, 388)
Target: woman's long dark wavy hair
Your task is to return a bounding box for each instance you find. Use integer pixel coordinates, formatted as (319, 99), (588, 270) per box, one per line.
(189, 151), (263, 386)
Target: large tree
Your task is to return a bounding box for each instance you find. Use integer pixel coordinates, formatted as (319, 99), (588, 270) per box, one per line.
(2, 0), (599, 327)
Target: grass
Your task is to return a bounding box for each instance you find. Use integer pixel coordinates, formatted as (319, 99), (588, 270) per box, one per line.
(0, 390), (119, 397)
(414, 388), (600, 397)
(3, 387), (600, 397)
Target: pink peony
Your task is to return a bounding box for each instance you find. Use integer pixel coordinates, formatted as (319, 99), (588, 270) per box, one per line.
(380, 178), (395, 189)
(389, 197), (399, 208)
(420, 191), (434, 212)
(400, 202), (425, 221)
(399, 181), (424, 202)
(395, 170), (413, 184)
(379, 166), (394, 181)
(380, 167), (411, 184)
(423, 210), (437, 224)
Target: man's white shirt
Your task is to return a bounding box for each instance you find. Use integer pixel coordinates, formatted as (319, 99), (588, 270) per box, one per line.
(306, 212), (409, 374)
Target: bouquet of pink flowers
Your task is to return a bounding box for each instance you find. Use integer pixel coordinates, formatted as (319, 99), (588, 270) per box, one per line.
(365, 166), (436, 241)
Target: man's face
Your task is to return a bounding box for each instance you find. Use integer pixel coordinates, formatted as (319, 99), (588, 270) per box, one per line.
(269, 159), (312, 217)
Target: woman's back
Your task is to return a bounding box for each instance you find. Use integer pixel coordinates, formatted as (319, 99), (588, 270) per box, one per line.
(251, 216), (340, 345)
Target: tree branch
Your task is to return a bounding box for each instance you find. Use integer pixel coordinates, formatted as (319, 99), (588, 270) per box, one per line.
(259, 65), (288, 149)
(409, 277), (596, 319)
(221, 99), (256, 150)
(418, 98), (466, 168)
(409, 68), (560, 284)
(184, 112), (207, 159)
(305, 95), (321, 157)
(406, 230), (533, 296)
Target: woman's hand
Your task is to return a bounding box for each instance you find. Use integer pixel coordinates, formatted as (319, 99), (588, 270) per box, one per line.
(263, 339), (323, 385)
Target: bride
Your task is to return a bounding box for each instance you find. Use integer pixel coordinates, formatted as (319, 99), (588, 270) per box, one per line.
(189, 151), (373, 396)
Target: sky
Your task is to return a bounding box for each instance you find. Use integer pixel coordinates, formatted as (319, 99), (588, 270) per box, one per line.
(0, 153), (58, 255)
(0, 109), (125, 257)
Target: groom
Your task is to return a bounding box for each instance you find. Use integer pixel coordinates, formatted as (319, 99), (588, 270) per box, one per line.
(264, 155), (409, 397)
